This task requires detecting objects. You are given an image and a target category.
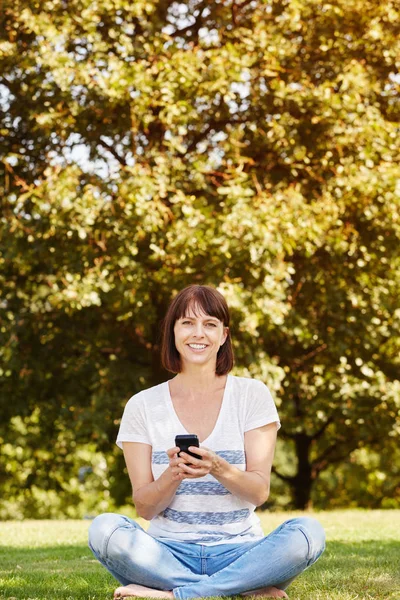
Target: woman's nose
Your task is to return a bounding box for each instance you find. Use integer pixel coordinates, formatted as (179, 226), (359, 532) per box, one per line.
(194, 324), (205, 337)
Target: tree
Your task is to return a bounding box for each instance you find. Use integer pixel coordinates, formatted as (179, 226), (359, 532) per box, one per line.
(1, 0), (399, 513)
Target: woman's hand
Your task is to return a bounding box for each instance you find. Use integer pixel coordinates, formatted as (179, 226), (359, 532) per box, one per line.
(167, 446), (190, 482)
(175, 446), (224, 479)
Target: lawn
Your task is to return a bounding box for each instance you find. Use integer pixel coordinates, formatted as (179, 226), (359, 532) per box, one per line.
(0, 510), (399, 600)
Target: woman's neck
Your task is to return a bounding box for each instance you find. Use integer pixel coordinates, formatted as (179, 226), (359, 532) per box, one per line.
(173, 367), (224, 393)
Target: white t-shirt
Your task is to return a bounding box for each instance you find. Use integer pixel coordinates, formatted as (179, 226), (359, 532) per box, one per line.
(116, 374), (280, 545)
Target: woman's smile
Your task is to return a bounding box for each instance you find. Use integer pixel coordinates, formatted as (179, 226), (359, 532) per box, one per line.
(187, 343), (208, 352)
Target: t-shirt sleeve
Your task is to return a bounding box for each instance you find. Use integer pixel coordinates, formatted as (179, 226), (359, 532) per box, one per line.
(244, 380), (281, 432)
(116, 393), (151, 449)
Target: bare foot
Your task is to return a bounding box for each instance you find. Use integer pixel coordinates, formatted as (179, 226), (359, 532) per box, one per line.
(241, 586), (288, 599)
(113, 583), (174, 599)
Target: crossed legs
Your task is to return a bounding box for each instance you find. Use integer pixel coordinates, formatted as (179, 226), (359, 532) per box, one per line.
(88, 514), (325, 599)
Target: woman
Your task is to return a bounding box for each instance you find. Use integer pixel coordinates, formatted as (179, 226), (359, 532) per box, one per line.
(89, 284), (325, 599)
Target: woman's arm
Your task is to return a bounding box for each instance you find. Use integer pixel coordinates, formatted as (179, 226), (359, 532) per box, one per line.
(178, 422), (277, 506)
(122, 442), (182, 520)
(213, 423), (277, 505)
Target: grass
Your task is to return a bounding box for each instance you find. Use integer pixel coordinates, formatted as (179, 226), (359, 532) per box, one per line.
(0, 510), (399, 600)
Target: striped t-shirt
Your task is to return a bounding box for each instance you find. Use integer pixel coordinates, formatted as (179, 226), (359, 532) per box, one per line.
(116, 374), (280, 545)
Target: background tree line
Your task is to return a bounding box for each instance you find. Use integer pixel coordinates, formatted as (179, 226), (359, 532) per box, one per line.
(0, 0), (399, 518)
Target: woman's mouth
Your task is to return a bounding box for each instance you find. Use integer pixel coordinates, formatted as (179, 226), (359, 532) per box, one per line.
(187, 344), (208, 352)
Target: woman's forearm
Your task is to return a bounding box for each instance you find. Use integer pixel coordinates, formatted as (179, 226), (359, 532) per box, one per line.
(134, 457), (269, 519)
(212, 458), (270, 506)
(134, 467), (181, 520)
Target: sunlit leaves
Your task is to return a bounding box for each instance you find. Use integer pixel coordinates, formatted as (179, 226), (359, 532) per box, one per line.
(0, 0), (399, 513)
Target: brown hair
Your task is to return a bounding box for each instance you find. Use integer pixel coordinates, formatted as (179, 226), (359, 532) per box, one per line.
(161, 285), (234, 375)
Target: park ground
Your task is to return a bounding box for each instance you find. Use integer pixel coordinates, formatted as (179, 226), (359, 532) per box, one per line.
(0, 510), (399, 600)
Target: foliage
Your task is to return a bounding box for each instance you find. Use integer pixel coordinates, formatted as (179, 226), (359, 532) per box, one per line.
(314, 439), (400, 510)
(0, 410), (129, 519)
(0, 0), (399, 513)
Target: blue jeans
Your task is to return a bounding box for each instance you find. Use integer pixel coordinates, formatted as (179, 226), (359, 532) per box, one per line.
(88, 513), (325, 599)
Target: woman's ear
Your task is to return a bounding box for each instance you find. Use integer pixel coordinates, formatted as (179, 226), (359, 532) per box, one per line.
(221, 327), (229, 346)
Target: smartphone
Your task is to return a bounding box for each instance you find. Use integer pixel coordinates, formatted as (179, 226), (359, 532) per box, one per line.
(175, 434), (202, 461)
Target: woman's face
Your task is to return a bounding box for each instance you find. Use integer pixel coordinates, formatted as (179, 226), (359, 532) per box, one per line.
(173, 304), (228, 370)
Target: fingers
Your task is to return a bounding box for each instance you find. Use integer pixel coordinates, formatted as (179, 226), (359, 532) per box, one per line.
(179, 452), (212, 476)
(179, 451), (202, 466)
(167, 446), (187, 481)
(166, 446), (180, 458)
(168, 447), (186, 467)
(188, 446), (207, 458)
(172, 461), (209, 480)
(167, 446), (211, 480)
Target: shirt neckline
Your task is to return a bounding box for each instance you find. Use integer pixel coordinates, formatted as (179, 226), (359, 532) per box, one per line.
(164, 374), (231, 445)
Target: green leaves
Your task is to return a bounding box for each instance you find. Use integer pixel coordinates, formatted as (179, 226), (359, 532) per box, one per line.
(1, 0), (399, 515)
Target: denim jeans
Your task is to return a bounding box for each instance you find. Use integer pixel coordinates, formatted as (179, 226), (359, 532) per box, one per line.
(88, 513), (325, 599)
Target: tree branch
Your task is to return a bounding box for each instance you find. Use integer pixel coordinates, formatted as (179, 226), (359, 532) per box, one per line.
(186, 123), (215, 153)
(313, 415), (335, 441)
(98, 137), (127, 167)
(311, 439), (359, 476)
(271, 466), (295, 483)
(311, 450), (357, 477)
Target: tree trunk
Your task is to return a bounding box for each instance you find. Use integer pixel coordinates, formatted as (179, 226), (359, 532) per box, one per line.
(291, 433), (313, 510)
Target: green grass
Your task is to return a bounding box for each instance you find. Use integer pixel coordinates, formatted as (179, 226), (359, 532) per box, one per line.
(0, 510), (399, 600)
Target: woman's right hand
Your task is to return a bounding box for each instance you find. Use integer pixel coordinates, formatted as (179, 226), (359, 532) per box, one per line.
(167, 446), (186, 481)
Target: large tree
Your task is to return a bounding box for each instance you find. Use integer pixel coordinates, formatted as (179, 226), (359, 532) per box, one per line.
(1, 0), (399, 513)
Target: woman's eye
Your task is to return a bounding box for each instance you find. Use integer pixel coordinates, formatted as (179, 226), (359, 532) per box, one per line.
(181, 321), (216, 326)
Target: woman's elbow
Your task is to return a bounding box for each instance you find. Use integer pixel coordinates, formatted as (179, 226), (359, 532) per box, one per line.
(255, 486), (270, 507)
(134, 503), (154, 520)
(136, 508), (152, 520)
(132, 494), (151, 520)
(133, 496), (159, 520)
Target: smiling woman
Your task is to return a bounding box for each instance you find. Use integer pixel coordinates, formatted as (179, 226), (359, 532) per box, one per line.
(161, 285), (233, 376)
(88, 285), (325, 600)
(173, 311), (227, 368)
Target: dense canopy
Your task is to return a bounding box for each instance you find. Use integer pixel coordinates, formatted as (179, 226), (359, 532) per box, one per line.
(1, 0), (399, 516)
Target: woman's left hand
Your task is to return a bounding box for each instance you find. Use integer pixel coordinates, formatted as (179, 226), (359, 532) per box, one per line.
(177, 446), (223, 479)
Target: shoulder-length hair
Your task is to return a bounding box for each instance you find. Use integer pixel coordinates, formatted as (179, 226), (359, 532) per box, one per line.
(161, 285), (234, 375)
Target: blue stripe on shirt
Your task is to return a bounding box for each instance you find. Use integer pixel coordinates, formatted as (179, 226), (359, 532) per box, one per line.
(175, 481), (231, 496)
(218, 450), (246, 464)
(163, 508), (249, 525)
(152, 450), (245, 465)
(196, 527), (255, 538)
(185, 530), (258, 542)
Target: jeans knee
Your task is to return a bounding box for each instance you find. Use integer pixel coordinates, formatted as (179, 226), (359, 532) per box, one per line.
(294, 517), (326, 563)
(88, 512), (126, 557)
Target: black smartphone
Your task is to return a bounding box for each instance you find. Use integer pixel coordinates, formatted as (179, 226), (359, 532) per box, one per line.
(175, 434), (202, 461)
